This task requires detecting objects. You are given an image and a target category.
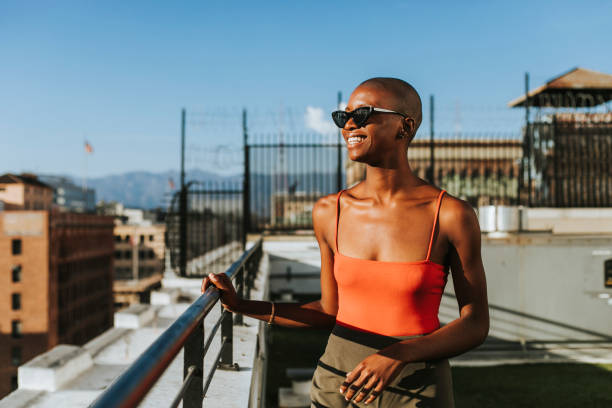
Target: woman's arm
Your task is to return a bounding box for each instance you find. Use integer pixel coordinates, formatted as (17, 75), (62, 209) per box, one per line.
(201, 194), (339, 329)
(341, 196), (489, 404)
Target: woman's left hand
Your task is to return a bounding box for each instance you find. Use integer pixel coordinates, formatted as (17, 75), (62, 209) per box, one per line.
(340, 353), (406, 404)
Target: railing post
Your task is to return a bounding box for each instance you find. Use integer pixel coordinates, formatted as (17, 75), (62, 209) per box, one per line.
(243, 108), (250, 249)
(234, 264), (245, 326)
(218, 306), (239, 370)
(183, 320), (204, 408)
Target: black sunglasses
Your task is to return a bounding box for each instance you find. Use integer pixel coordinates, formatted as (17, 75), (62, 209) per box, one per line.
(331, 106), (408, 128)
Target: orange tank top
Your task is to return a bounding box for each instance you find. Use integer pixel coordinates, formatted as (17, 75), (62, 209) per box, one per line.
(334, 189), (449, 337)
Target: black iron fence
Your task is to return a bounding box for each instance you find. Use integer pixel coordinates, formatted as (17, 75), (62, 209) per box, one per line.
(246, 132), (346, 232)
(166, 181), (244, 277)
(177, 103), (612, 236)
(89, 239), (263, 408)
(521, 114), (612, 207)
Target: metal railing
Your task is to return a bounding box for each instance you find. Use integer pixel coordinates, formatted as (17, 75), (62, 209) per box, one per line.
(89, 238), (263, 408)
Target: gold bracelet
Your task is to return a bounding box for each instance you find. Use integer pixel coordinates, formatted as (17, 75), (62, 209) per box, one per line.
(267, 301), (275, 326)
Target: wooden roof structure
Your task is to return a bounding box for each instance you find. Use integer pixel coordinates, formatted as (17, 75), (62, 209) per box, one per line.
(508, 67), (612, 108)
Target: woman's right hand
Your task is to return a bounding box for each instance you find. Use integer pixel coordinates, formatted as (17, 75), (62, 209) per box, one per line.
(201, 273), (242, 313)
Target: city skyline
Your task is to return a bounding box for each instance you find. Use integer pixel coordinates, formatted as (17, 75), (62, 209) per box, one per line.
(2, 1), (612, 177)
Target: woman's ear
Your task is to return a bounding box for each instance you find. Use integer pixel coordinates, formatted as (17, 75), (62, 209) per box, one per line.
(404, 117), (416, 137)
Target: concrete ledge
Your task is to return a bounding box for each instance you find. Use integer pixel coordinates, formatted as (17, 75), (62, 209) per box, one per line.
(0, 390), (44, 408)
(151, 288), (180, 305)
(83, 328), (130, 357)
(18, 345), (93, 391)
(114, 304), (155, 328)
(526, 208), (612, 234)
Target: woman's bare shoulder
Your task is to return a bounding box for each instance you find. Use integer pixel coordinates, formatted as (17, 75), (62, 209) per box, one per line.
(312, 193), (338, 224)
(438, 191), (480, 242)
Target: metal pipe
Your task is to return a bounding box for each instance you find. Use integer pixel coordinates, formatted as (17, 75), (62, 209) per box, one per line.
(337, 91), (343, 192)
(169, 365), (198, 408)
(525, 72), (532, 207)
(179, 109), (187, 276)
(243, 109), (250, 248)
(430, 95), (435, 185)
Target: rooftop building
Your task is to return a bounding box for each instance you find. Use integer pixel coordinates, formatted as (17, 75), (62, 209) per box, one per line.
(0, 174), (53, 211)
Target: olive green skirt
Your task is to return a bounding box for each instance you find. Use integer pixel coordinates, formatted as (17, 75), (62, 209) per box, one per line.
(310, 324), (455, 408)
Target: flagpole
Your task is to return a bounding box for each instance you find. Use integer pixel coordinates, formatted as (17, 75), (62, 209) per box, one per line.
(83, 140), (93, 194)
(83, 139), (87, 193)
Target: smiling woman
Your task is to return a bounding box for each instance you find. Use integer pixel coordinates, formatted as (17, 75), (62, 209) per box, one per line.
(203, 77), (489, 408)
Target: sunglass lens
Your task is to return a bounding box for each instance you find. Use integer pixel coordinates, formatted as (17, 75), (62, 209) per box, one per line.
(352, 107), (372, 127)
(331, 111), (348, 128)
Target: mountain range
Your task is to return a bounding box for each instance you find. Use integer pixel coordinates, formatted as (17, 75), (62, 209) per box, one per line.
(87, 170), (242, 209)
(78, 169), (344, 210)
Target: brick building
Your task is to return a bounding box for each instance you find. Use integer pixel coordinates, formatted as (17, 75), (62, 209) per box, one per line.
(0, 210), (114, 397)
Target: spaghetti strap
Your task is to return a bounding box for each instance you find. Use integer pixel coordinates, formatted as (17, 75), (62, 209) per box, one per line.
(334, 190), (345, 253)
(426, 190), (446, 261)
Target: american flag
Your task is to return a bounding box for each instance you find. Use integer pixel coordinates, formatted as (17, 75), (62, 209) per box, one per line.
(84, 141), (93, 154)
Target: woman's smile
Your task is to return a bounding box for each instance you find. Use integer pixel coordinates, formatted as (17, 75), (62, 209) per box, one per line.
(347, 135), (367, 146)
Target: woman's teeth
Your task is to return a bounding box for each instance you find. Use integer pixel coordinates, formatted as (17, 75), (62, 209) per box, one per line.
(348, 136), (365, 145)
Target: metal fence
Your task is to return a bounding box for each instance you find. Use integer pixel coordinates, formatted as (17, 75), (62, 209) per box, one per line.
(166, 181), (244, 277)
(521, 114), (612, 207)
(177, 102), (612, 236)
(89, 238), (263, 408)
(246, 132), (346, 232)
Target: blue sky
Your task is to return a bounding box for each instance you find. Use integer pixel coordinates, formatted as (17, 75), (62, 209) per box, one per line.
(1, 1), (611, 177)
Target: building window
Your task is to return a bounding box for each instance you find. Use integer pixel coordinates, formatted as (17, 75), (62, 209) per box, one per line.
(12, 293), (21, 310)
(12, 239), (22, 255)
(124, 235), (131, 243)
(149, 235), (154, 241)
(140, 235), (145, 244)
(11, 346), (21, 366)
(124, 250), (131, 259)
(11, 375), (18, 391)
(115, 251), (121, 259)
(12, 265), (22, 282)
(114, 235), (121, 242)
(11, 320), (22, 338)
(138, 250), (145, 259)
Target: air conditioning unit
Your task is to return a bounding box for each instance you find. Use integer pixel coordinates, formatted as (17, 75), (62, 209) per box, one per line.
(477, 205), (527, 234)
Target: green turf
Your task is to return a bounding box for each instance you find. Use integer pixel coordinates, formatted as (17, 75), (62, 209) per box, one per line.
(453, 363), (612, 408)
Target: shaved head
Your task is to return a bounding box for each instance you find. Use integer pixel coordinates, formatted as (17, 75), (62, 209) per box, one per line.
(356, 77), (423, 134)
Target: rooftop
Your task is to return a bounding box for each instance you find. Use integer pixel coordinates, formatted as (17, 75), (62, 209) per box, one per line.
(0, 173), (52, 189)
(508, 67), (612, 107)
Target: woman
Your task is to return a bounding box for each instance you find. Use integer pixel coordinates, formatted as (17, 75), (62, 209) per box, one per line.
(202, 77), (489, 407)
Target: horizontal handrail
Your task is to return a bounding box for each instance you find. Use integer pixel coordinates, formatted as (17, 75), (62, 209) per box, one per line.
(89, 238), (263, 408)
